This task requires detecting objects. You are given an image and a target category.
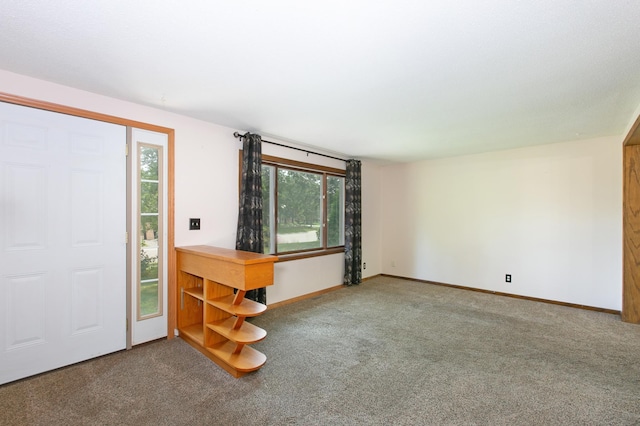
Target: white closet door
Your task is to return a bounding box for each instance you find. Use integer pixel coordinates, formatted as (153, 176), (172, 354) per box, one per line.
(0, 102), (127, 385)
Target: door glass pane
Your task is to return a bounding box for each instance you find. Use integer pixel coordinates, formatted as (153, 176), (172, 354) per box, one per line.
(139, 145), (161, 319)
(277, 168), (322, 253)
(327, 175), (345, 247)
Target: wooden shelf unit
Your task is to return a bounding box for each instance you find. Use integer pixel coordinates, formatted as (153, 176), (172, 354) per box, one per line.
(176, 245), (277, 377)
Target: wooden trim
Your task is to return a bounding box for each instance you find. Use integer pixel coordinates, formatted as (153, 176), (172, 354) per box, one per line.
(267, 284), (344, 310)
(263, 271), (619, 315)
(322, 172), (328, 247)
(262, 154), (345, 175)
(167, 129), (176, 338)
(623, 113), (640, 323)
(623, 114), (640, 146)
(267, 275), (377, 310)
(623, 144), (640, 323)
(381, 274), (621, 315)
(0, 92), (178, 339)
(0, 92), (173, 134)
(275, 247), (344, 262)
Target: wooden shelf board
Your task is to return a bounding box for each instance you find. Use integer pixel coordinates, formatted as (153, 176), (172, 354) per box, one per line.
(206, 317), (267, 344)
(177, 245), (278, 265)
(183, 287), (204, 300)
(208, 295), (267, 317)
(206, 341), (267, 372)
(179, 323), (204, 345)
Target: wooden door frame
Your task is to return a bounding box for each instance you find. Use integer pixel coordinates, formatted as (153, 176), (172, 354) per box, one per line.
(623, 114), (640, 323)
(0, 92), (177, 337)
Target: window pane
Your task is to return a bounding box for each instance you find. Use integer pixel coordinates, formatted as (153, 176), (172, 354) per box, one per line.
(140, 216), (160, 317)
(140, 182), (158, 214)
(327, 176), (345, 247)
(262, 165), (275, 254)
(139, 145), (161, 319)
(277, 168), (322, 253)
(140, 278), (159, 316)
(140, 146), (159, 180)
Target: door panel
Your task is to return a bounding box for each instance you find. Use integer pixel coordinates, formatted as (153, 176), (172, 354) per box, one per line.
(0, 101), (127, 385)
(6, 273), (46, 349)
(70, 268), (103, 334)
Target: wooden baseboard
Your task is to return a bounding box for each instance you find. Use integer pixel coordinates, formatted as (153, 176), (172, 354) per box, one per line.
(267, 275), (380, 310)
(381, 274), (621, 315)
(268, 285), (344, 310)
(267, 273), (620, 316)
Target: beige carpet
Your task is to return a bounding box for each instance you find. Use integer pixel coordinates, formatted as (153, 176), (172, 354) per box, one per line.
(1, 276), (640, 425)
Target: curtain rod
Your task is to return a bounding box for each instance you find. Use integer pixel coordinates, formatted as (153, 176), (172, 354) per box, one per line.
(233, 131), (347, 162)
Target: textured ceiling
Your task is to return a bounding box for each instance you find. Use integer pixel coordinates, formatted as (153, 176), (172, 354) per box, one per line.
(1, 1), (640, 162)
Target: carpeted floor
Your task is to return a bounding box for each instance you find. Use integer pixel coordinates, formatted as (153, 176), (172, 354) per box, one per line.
(1, 276), (640, 425)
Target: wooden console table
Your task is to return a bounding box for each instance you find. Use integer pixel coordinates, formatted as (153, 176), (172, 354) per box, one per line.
(176, 245), (277, 377)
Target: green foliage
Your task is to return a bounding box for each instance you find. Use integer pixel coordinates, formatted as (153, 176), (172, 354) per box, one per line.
(140, 280), (159, 316)
(277, 240), (322, 251)
(262, 166), (272, 253)
(327, 176), (344, 247)
(261, 164), (345, 254)
(139, 248), (159, 316)
(138, 146), (161, 317)
(140, 249), (158, 280)
(277, 169), (321, 226)
(140, 146), (159, 235)
(140, 146), (159, 180)
(278, 224), (319, 233)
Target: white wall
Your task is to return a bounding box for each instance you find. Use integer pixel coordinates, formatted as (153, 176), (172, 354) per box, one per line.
(381, 136), (623, 310)
(361, 161), (382, 279)
(0, 69), (382, 304)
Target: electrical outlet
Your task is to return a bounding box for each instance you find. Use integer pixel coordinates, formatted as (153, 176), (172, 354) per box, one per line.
(391, 260), (396, 267)
(506, 274), (511, 283)
(189, 218), (201, 230)
(363, 262), (367, 269)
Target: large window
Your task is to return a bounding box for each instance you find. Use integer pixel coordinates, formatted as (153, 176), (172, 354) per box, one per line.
(260, 155), (345, 258)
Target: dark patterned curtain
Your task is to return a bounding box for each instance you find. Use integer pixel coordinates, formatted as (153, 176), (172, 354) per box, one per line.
(344, 159), (362, 286)
(235, 132), (267, 304)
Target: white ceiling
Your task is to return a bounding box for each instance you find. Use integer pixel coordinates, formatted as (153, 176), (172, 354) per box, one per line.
(1, 1), (639, 162)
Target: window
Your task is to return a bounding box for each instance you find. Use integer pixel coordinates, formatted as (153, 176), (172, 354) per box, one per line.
(260, 154), (345, 258)
(138, 144), (163, 319)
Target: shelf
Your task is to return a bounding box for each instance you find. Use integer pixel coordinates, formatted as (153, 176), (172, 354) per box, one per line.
(206, 341), (267, 373)
(177, 246), (276, 378)
(208, 295), (267, 317)
(207, 317), (267, 344)
(183, 287), (204, 300)
(179, 323), (204, 345)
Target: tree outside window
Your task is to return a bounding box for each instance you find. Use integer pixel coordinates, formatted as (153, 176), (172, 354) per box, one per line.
(259, 155), (345, 257)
